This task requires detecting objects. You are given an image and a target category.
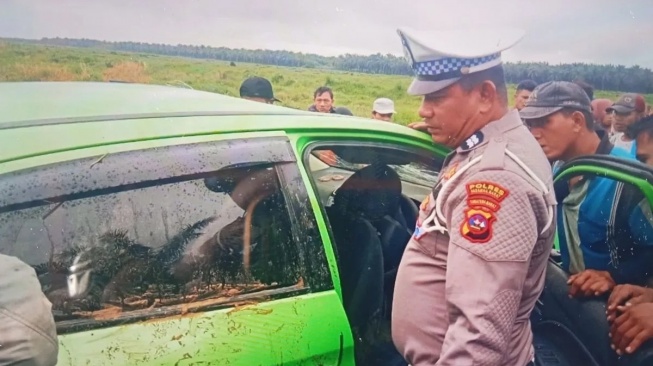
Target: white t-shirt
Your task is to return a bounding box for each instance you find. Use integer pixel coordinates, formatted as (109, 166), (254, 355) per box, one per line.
(610, 132), (636, 154)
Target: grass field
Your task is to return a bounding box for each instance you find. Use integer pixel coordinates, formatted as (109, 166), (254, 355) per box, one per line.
(1, 41), (651, 125)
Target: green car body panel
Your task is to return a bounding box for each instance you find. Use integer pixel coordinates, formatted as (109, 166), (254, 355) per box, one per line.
(0, 82), (448, 365)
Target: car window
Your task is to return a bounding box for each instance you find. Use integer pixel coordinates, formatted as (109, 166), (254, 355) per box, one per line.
(311, 149), (439, 188)
(307, 143), (441, 205)
(0, 138), (330, 333)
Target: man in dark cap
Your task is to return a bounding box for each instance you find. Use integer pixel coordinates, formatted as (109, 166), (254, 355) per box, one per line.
(608, 93), (647, 154)
(239, 76), (281, 104)
(521, 81), (653, 365)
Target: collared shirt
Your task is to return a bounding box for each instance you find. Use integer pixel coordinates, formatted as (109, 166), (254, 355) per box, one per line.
(392, 109), (556, 366)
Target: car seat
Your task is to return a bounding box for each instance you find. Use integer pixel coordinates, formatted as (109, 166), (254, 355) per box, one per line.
(328, 163), (417, 321)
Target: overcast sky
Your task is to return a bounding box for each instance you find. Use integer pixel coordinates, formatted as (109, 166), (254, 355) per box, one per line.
(2, 0), (652, 68)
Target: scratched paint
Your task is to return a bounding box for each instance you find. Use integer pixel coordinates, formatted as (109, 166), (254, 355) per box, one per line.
(56, 291), (355, 366)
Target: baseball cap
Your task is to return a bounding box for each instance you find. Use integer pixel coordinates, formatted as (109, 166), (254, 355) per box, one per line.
(519, 81), (591, 120)
(372, 98), (396, 114)
(334, 106), (354, 116)
(606, 93), (646, 114)
(239, 77), (281, 102)
(397, 27), (525, 96)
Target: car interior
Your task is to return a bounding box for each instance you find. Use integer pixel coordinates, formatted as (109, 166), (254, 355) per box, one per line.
(306, 144), (440, 365)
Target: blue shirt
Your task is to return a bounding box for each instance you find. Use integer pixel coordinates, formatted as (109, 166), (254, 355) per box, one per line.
(557, 139), (653, 284)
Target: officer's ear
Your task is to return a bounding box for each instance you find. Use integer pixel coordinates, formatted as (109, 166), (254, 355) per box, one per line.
(477, 80), (498, 113)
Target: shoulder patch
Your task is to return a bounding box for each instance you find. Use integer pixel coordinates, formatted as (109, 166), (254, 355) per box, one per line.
(460, 131), (484, 151)
(460, 181), (510, 243)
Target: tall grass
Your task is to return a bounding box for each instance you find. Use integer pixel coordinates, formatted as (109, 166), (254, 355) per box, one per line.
(1, 42), (650, 125)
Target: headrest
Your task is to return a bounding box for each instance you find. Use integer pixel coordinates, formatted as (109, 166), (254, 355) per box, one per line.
(204, 167), (279, 211)
(332, 164), (402, 221)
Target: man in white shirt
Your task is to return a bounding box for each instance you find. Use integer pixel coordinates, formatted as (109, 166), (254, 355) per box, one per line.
(608, 93), (647, 154)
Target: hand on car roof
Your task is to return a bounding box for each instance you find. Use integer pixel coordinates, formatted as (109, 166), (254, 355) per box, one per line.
(407, 121), (428, 132)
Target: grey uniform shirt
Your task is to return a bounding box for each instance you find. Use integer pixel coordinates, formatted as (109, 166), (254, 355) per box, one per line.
(392, 110), (556, 366)
(0, 254), (59, 366)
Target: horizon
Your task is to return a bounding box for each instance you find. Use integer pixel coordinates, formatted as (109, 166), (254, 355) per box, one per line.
(4, 35), (652, 72)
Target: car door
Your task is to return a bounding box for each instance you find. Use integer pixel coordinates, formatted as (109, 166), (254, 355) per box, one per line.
(551, 154), (653, 254)
(288, 131), (446, 365)
(0, 135), (353, 366)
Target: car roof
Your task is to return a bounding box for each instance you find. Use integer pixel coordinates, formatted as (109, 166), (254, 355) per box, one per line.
(0, 81), (312, 124)
(0, 82), (435, 164)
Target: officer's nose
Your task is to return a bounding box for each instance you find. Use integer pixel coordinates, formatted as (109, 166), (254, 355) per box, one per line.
(418, 102), (433, 119)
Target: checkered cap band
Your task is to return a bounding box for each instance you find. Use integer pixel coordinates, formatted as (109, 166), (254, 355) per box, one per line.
(413, 53), (501, 77)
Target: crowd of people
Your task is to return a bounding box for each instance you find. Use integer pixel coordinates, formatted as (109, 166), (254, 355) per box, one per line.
(238, 75), (399, 122)
(238, 54), (653, 364)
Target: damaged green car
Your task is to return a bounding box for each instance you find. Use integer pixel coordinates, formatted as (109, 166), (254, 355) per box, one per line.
(0, 81), (444, 366)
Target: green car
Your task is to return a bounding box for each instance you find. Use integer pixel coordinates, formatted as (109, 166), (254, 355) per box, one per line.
(0, 81), (445, 366)
(1, 82), (652, 366)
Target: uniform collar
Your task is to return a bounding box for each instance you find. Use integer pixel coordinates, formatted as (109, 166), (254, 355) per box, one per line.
(455, 109), (523, 154)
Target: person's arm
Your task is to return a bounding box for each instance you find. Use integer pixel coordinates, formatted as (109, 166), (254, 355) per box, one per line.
(436, 171), (544, 365)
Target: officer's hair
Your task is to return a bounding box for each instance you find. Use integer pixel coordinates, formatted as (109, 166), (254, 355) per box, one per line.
(458, 65), (508, 103)
(626, 115), (653, 140)
(559, 108), (594, 130)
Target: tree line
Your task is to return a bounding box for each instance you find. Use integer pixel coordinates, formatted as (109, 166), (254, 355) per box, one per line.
(4, 36), (653, 93)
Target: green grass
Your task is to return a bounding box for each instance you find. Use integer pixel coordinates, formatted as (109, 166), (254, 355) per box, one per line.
(1, 42), (651, 125)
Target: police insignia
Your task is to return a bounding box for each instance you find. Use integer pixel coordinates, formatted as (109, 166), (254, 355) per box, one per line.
(413, 220), (427, 241)
(460, 131), (484, 151)
(443, 163), (459, 181)
(460, 181), (510, 243)
(420, 194), (431, 212)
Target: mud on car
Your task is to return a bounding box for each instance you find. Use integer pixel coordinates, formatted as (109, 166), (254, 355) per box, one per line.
(1, 82), (652, 366)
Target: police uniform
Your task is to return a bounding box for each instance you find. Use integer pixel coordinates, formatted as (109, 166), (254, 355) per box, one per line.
(0, 253), (59, 366)
(391, 28), (557, 366)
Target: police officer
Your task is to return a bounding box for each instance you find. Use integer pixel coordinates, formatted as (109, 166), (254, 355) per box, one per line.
(0, 253), (59, 365)
(391, 27), (556, 366)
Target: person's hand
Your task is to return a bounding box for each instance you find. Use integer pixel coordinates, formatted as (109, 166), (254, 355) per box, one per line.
(607, 285), (653, 322)
(609, 303), (653, 355)
(407, 121), (428, 132)
(567, 269), (615, 298)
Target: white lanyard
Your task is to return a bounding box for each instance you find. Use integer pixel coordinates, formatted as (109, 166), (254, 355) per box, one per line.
(420, 149), (554, 235)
